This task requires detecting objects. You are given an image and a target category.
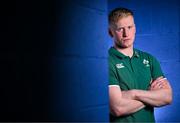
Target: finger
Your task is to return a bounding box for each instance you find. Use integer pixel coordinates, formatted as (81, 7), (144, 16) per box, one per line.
(158, 78), (167, 83)
(150, 82), (160, 90)
(151, 82), (162, 89)
(152, 80), (169, 90)
(150, 80), (158, 88)
(151, 80), (160, 89)
(151, 81), (166, 90)
(151, 78), (167, 88)
(160, 82), (170, 89)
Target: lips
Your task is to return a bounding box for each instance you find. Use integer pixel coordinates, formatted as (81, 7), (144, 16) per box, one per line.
(123, 39), (130, 41)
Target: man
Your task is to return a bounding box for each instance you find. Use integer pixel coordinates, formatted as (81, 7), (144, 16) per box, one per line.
(108, 7), (172, 122)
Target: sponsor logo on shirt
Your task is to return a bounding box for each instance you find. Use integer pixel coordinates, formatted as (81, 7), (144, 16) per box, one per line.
(143, 59), (150, 67)
(116, 63), (125, 69)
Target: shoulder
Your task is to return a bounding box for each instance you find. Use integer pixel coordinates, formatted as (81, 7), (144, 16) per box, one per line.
(135, 49), (161, 66)
(135, 49), (155, 59)
(108, 47), (118, 64)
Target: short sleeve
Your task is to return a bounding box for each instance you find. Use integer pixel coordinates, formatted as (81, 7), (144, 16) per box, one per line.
(109, 60), (119, 86)
(150, 55), (164, 80)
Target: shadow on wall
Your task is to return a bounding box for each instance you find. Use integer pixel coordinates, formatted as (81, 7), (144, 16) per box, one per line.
(1, 0), (109, 122)
(1, 0), (56, 121)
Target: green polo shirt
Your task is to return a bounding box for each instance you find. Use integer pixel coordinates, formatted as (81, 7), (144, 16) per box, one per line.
(109, 47), (164, 123)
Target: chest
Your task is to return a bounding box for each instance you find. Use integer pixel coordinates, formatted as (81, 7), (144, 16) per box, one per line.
(114, 58), (152, 90)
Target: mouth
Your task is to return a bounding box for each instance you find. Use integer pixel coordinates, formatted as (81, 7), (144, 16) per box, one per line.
(123, 39), (130, 41)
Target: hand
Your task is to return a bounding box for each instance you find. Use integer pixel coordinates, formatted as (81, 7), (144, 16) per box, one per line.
(150, 78), (169, 90)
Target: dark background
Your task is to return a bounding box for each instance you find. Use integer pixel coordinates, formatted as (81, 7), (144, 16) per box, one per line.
(1, 0), (56, 121)
(1, 0), (109, 121)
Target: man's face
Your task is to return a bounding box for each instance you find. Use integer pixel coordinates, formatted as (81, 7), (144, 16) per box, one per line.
(110, 15), (136, 48)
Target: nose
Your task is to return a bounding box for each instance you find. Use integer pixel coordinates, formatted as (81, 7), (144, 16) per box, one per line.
(123, 28), (129, 37)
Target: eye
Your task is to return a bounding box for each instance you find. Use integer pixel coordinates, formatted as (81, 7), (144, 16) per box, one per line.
(128, 26), (134, 29)
(128, 26), (133, 29)
(116, 27), (123, 32)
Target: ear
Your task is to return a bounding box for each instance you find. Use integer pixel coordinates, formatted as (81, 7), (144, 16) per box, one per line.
(108, 28), (113, 37)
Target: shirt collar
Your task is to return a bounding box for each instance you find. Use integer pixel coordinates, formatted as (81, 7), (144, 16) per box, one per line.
(133, 50), (140, 58)
(109, 47), (140, 59)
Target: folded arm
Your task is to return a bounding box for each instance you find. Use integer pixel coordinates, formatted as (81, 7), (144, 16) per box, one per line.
(109, 77), (172, 117)
(135, 77), (172, 107)
(109, 85), (145, 117)
(131, 77), (172, 107)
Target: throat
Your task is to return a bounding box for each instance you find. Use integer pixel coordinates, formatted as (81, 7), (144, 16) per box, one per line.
(114, 46), (134, 58)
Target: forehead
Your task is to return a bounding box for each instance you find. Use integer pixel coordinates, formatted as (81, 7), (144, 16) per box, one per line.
(116, 16), (135, 27)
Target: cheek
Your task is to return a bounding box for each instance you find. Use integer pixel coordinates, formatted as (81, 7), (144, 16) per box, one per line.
(130, 31), (135, 37)
(132, 30), (136, 35)
(115, 32), (122, 39)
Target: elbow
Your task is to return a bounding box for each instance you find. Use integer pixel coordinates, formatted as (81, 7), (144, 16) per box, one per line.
(152, 95), (173, 107)
(161, 89), (173, 106)
(166, 95), (173, 105)
(114, 110), (124, 117)
(158, 94), (173, 107)
(165, 90), (173, 105)
(111, 107), (125, 117)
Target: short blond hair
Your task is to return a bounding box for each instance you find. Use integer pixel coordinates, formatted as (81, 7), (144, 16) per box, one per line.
(108, 7), (134, 27)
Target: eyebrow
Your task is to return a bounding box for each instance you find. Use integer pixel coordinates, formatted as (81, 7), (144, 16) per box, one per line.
(116, 24), (135, 28)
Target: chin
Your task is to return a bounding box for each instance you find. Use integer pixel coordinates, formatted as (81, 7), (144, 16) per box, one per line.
(116, 45), (131, 49)
(115, 41), (133, 48)
(122, 43), (133, 48)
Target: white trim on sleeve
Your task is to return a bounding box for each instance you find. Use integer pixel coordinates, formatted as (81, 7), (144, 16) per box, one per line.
(108, 85), (120, 88)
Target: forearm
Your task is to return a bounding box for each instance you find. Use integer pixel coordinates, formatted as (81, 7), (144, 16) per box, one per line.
(110, 87), (145, 117)
(134, 89), (172, 107)
(110, 97), (145, 116)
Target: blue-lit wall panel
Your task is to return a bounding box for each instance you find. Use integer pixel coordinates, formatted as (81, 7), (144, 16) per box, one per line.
(108, 0), (180, 122)
(53, 0), (109, 122)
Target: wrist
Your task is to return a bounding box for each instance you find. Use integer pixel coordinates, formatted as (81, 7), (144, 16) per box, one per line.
(132, 89), (140, 100)
(131, 89), (138, 99)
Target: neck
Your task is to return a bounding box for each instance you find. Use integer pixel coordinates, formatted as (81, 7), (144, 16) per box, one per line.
(114, 45), (134, 58)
